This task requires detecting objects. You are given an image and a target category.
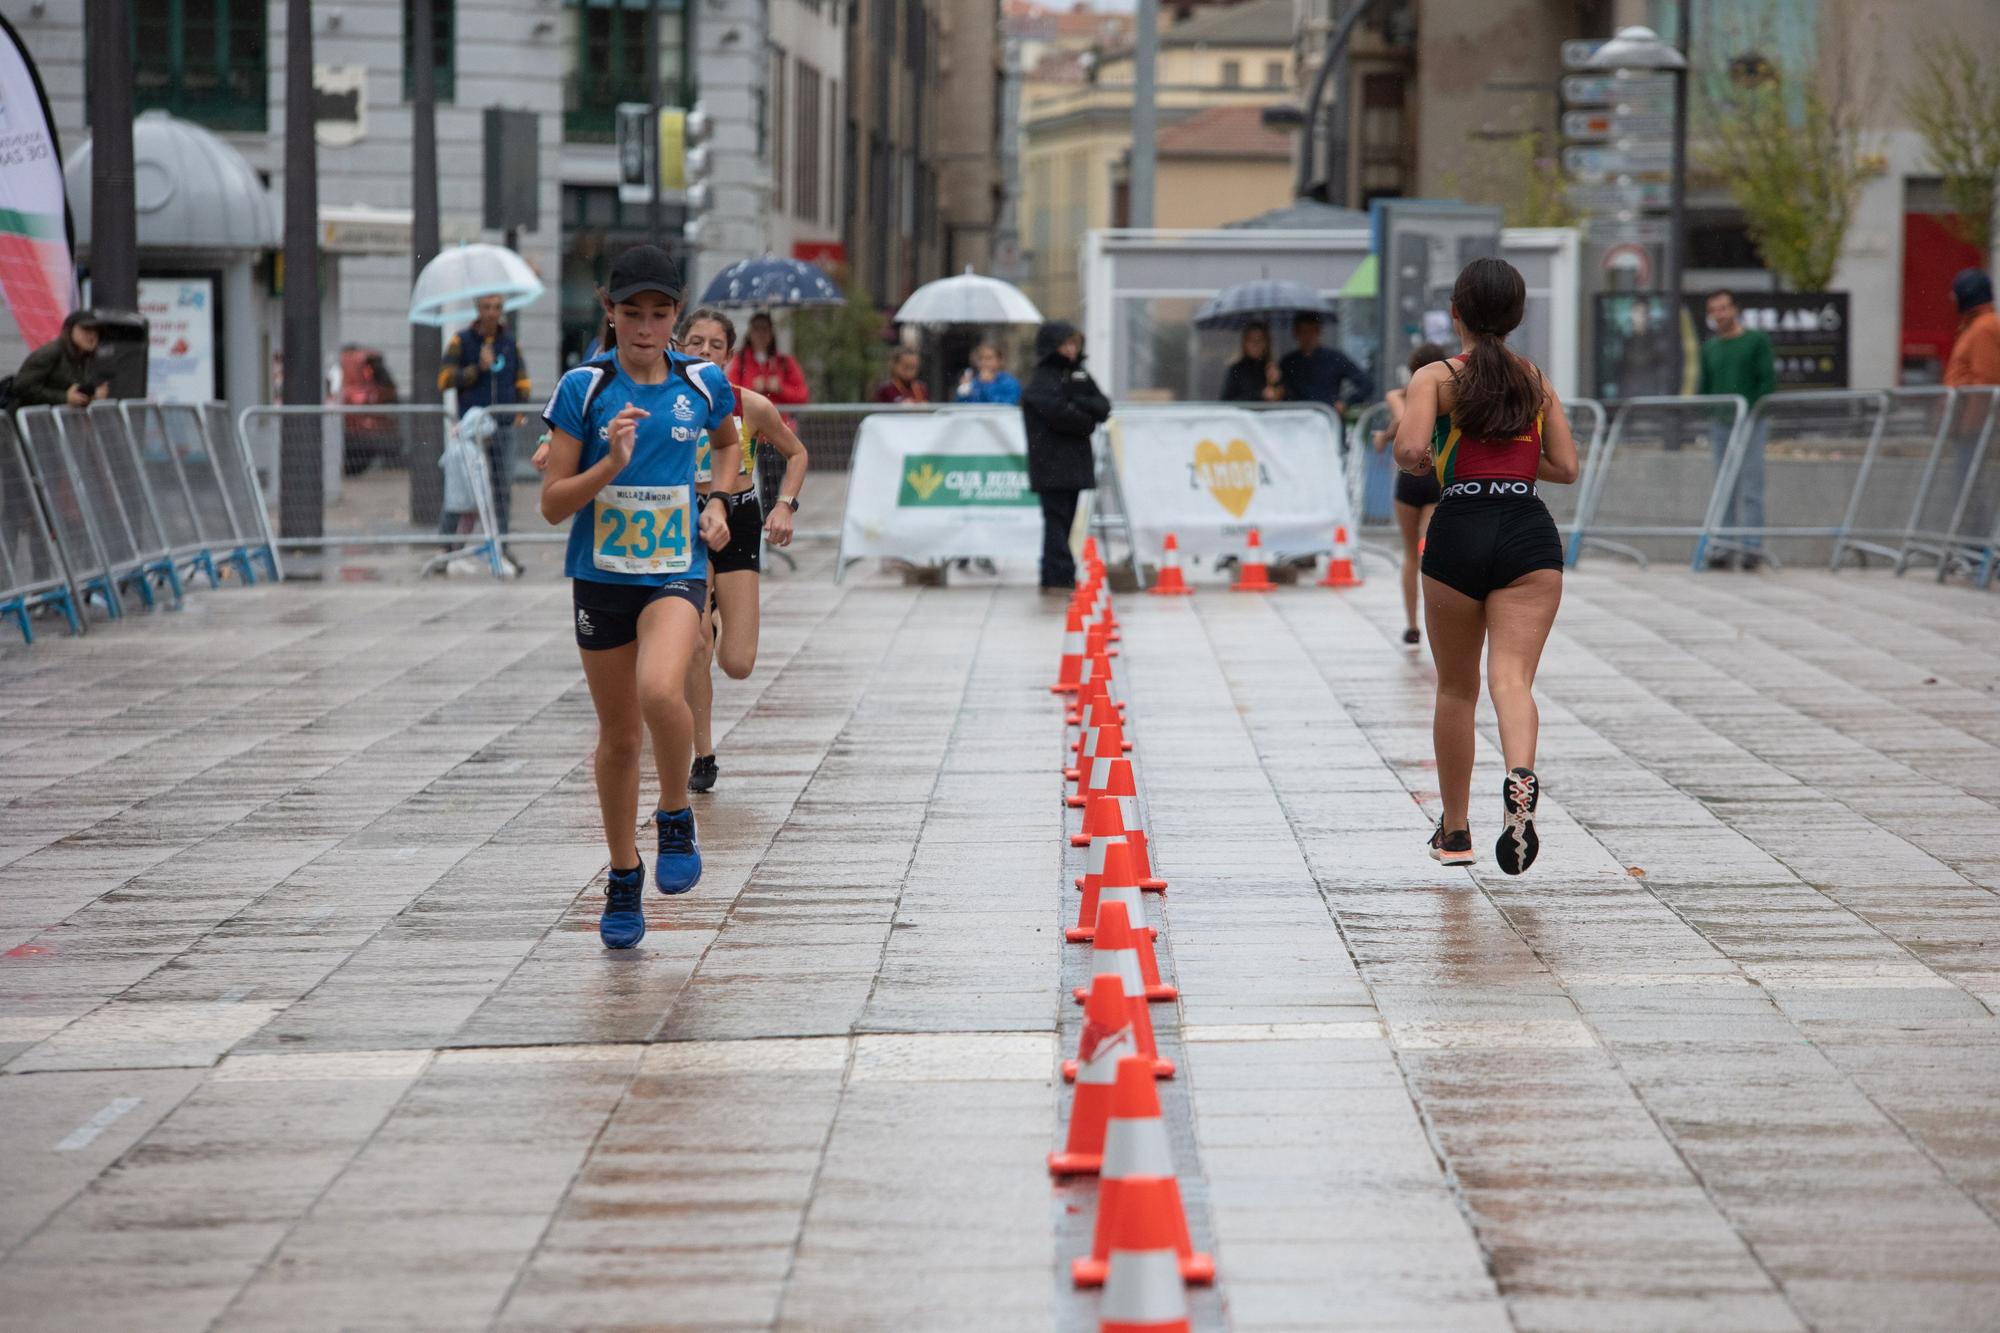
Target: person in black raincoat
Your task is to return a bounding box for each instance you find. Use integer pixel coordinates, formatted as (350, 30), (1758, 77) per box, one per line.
(1022, 320), (1110, 590)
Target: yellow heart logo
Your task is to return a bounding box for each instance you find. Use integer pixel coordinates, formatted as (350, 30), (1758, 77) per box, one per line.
(1193, 438), (1258, 518)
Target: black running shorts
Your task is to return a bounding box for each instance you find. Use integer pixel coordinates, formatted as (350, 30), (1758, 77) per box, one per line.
(1394, 469), (1443, 508)
(1419, 485), (1563, 601)
(707, 489), (764, 576)
(573, 577), (706, 650)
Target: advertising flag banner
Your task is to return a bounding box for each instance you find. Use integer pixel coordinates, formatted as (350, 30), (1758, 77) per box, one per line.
(0, 15), (75, 349)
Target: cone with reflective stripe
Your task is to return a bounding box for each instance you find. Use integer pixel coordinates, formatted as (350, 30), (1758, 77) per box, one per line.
(1149, 533), (1194, 596)
(1070, 844), (1175, 1001)
(1049, 976), (1137, 1176)
(1069, 675), (1124, 729)
(1069, 795), (1166, 892)
(1316, 524), (1362, 588)
(1082, 535), (1100, 569)
(1052, 600), (1088, 694)
(1086, 618), (1118, 661)
(1231, 528), (1275, 592)
(1062, 902), (1172, 1081)
(1067, 719), (1131, 783)
(1095, 1200), (1193, 1332)
(1074, 1057), (1215, 1288)
(1067, 753), (1137, 810)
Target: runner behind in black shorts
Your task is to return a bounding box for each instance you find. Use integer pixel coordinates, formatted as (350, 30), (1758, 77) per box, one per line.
(677, 307), (810, 794)
(1392, 257), (1579, 876)
(1374, 341), (1452, 644)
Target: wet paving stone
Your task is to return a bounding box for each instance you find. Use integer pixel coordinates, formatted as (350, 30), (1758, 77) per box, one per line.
(1, 556), (1997, 1330)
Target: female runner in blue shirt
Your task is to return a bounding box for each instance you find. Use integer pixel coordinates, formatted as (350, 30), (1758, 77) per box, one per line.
(539, 245), (742, 948)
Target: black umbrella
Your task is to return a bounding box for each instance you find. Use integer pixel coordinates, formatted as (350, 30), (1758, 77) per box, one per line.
(1193, 278), (1340, 331)
(697, 255), (843, 309)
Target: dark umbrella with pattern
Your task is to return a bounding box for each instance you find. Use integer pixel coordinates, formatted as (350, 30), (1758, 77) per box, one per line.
(697, 256), (843, 309)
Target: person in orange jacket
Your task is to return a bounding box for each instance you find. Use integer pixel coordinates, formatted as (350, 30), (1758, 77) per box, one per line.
(1945, 269), (2000, 390)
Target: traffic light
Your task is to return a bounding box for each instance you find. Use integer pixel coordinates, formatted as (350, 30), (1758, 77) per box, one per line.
(683, 102), (713, 242)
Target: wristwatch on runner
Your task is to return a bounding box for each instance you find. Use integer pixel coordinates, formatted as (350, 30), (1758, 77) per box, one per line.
(778, 495), (800, 513)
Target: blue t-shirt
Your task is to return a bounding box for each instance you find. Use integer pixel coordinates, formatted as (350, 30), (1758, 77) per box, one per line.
(543, 352), (736, 586)
(956, 371), (1022, 405)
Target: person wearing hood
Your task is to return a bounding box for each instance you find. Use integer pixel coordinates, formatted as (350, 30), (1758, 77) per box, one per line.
(1021, 320), (1110, 590)
(1945, 268), (2000, 390)
(13, 310), (108, 408)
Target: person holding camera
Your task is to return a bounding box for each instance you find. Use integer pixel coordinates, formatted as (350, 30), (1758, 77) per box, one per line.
(13, 310), (108, 408)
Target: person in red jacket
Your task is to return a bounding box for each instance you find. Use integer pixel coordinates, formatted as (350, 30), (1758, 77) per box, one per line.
(726, 312), (810, 407)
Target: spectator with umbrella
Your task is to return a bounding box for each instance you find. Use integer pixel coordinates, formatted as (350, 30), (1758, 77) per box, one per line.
(955, 343), (1022, 405)
(1219, 322), (1283, 402)
(727, 312), (810, 409)
(1280, 312), (1372, 420)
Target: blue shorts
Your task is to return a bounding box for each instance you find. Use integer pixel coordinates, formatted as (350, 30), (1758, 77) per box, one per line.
(572, 577), (706, 650)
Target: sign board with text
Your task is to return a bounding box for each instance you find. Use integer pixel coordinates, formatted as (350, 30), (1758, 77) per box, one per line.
(136, 275), (217, 403)
(838, 408), (1045, 574)
(1684, 292), (1850, 389)
(1108, 406), (1353, 562)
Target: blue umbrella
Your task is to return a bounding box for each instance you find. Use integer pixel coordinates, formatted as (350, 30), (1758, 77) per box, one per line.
(698, 256), (843, 309)
(1193, 278), (1339, 331)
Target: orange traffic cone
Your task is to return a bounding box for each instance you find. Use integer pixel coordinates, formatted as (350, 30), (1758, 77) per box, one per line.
(1071, 845), (1175, 1001)
(1093, 1186), (1194, 1329)
(1082, 535), (1100, 568)
(1317, 524), (1362, 588)
(1073, 1056), (1216, 1288)
(1069, 794), (1168, 893)
(1086, 619), (1118, 661)
(1067, 719), (1130, 783)
(1068, 753), (1138, 810)
(1049, 975), (1138, 1176)
(1063, 902), (1173, 1081)
(1232, 528), (1275, 592)
(1052, 600), (1088, 694)
(1149, 533), (1194, 596)
(1069, 675), (1124, 729)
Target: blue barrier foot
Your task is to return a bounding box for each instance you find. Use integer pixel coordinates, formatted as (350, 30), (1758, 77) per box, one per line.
(4, 600), (29, 645)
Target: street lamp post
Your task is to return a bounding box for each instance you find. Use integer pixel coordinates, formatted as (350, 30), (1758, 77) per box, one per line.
(1586, 24), (1690, 301)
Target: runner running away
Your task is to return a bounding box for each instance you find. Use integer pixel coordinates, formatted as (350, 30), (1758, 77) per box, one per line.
(1392, 258), (1578, 874)
(1375, 342), (1451, 644)
(677, 307), (809, 794)
(538, 245), (742, 949)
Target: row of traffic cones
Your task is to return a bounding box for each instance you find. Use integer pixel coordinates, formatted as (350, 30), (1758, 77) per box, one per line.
(1150, 526), (1362, 595)
(1051, 538), (1210, 1332)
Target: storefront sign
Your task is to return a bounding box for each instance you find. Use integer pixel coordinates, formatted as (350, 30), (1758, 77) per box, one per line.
(1683, 292), (1850, 389)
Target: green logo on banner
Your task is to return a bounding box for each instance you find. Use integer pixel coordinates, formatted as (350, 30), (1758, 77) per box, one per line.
(897, 454), (1035, 506)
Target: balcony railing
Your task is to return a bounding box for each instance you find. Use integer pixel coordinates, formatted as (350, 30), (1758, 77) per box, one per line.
(565, 74), (653, 142)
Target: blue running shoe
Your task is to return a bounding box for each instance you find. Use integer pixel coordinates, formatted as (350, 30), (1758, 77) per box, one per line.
(654, 807), (702, 894)
(600, 863), (647, 949)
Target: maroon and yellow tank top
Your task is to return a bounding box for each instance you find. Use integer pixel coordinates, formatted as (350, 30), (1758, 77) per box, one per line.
(1431, 355), (1543, 486)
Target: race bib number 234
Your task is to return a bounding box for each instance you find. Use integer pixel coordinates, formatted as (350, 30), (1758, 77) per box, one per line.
(593, 484), (692, 575)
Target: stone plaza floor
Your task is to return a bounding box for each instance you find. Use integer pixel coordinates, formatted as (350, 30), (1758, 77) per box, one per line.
(2, 545), (1998, 1331)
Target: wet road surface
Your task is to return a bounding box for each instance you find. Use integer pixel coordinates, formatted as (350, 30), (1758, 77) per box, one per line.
(2, 551), (1997, 1331)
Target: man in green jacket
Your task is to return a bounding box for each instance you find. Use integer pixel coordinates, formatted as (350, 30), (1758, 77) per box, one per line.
(12, 310), (109, 409)
(1695, 289), (1777, 569)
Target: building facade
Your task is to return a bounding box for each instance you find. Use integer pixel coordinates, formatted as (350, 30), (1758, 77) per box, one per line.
(6, 0), (1001, 402)
(1020, 0), (1300, 318)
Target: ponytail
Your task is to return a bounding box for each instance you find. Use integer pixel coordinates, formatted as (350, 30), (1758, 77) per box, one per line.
(1446, 257), (1542, 439)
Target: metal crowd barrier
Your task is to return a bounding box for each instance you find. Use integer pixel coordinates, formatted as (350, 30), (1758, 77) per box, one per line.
(3, 401), (282, 642)
(236, 403), (502, 576)
(1567, 394), (1749, 568)
(0, 413), (80, 640)
(1891, 386), (2000, 584)
(1695, 389), (1891, 571)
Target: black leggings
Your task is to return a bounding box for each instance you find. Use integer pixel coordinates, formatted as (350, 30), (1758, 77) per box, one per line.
(1038, 489), (1080, 589)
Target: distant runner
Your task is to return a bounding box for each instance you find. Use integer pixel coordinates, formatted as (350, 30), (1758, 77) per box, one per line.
(677, 307), (809, 794)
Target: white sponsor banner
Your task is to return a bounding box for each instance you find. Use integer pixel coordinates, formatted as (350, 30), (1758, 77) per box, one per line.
(839, 408), (1048, 575)
(1108, 405), (1352, 561)
(0, 15), (77, 349)
(136, 276), (217, 403)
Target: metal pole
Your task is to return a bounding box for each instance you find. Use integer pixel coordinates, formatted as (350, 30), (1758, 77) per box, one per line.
(280, 0), (322, 537)
(1129, 0), (1157, 229)
(647, 0), (664, 245)
(1294, 0), (1382, 202)
(85, 0), (137, 310)
(411, 0), (442, 521)
(1666, 3), (1690, 389)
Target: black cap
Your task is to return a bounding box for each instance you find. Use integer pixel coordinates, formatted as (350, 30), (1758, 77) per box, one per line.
(606, 245), (683, 303)
(1952, 268), (1993, 314)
